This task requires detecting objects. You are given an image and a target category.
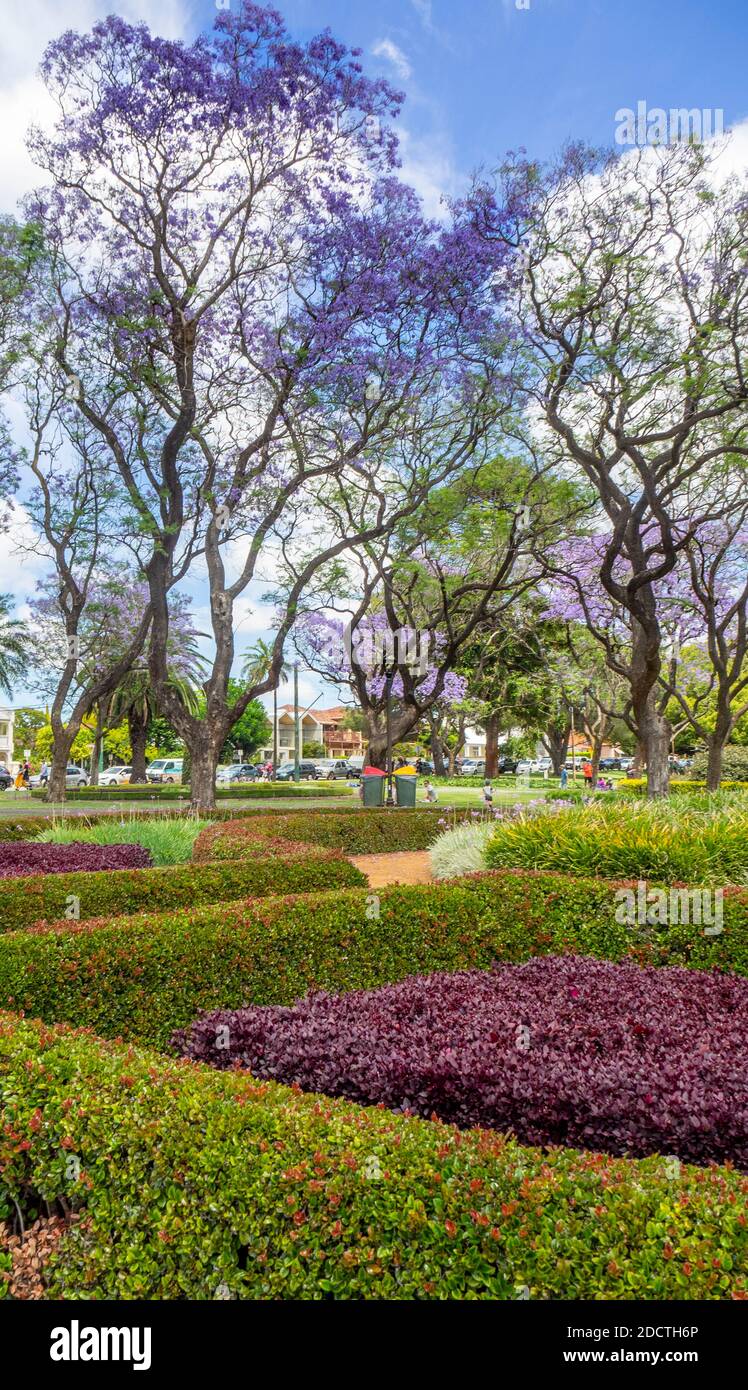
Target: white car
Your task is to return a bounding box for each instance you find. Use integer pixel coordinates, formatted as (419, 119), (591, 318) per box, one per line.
(146, 757), (183, 784)
(99, 765), (132, 787)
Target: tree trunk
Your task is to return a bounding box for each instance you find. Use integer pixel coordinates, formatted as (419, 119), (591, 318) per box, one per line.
(47, 737), (74, 802)
(543, 722), (570, 776)
(427, 710), (447, 775)
(629, 620), (670, 798)
(484, 712), (500, 777)
(129, 709), (149, 783)
(89, 713), (103, 787)
(704, 702), (732, 792)
(638, 699), (670, 798)
(705, 734), (723, 792)
(188, 732), (222, 813)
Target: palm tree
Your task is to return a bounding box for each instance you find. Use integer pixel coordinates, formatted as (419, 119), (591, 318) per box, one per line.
(242, 639), (288, 776)
(0, 593), (27, 698)
(111, 632), (207, 783)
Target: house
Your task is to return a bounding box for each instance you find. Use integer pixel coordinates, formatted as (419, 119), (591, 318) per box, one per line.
(0, 707), (15, 769)
(259, 704), (364, 764)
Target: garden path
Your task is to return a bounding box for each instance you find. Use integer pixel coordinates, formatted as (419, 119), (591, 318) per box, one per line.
(348, 850), (433, 887)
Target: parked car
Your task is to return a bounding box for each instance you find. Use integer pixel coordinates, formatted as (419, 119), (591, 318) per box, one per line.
(99, 765), (133, 787)
(0, 765), (13, 790)
(275, 761), (319, 781)
(415, 758), (433, 775)
(346, 756), (365, 776)
(146, 758), (183, 784)
(459, 758), (484, 776)
(515, 758), (540, 774)
(496, 756), (517, 775)
(598, 757), (621, 771)
(313, 758), (355, 780)
(216, 763), (259, 785)
(29, 764), (89, 789)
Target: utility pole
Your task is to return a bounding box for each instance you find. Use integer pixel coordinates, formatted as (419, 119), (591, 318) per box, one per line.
(293, 661), (300, 783)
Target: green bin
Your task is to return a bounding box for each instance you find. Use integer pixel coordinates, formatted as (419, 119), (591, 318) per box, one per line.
(394, 774), (417, 807)
(362, 773), (385, 807)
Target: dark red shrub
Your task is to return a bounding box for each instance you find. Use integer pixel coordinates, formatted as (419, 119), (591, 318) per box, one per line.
(0, 841), (152, 877)
(174, 955), (748, 1168)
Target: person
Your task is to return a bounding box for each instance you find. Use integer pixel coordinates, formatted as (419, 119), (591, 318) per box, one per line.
(14, 767), (28, 793)
(22, 761), (30, 785)
(560, 766), (568, 789)
(423, 778), (438, 804)
(482, 780), (494, 808)
(582, 759), (593, 787)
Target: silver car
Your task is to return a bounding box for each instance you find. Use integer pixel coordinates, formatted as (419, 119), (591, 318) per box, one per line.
(30, 764), (89, 789)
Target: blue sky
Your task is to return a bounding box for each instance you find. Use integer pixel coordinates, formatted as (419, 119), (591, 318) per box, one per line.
(2, 0), (748, 714)
(201, 0), (748, 209)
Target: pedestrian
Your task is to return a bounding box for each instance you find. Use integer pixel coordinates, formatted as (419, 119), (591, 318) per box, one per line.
(22, 761), (30, 785)
(583, 759), (593, 787)
(560, 766), (568, 789)
(482, 780), (494, 808)
(423, 778), (438, 804)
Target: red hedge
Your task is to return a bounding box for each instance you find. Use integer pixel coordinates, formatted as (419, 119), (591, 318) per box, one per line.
(0, 841), (152, 877)
(174, 954), (748, 1168)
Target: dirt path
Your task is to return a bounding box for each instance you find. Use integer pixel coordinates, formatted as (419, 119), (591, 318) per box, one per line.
(349, 850), (433, 888)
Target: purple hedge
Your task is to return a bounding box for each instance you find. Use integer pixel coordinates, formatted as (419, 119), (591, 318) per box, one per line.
(174, 955), (748, 1168)
(0, 841), (152, 878)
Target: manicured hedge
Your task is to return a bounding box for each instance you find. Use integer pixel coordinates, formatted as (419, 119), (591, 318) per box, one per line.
(1, 1013), (744, 1299)
(0, 848), (365, 932)
(175, 955), (748, 1168)
(29, 782), (351, 802)
(0, 800), (366, 843)
(0, 841), (152, 878)
(2, 871), (745, 1049)
(619, 778), (748, 794)
(195, 808), (470, 860)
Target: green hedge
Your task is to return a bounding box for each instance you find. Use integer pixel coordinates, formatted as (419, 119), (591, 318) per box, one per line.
(2, 871), (745, 1048)
(195, 808), (469, 859)
(619, 778), (748, 794)
(692, 746), (748, 781)
(0, 849), (365, 932)
(0, 800), (369, 843)
(1, 1013), (744, 1300)
(29, 781), (351, 802)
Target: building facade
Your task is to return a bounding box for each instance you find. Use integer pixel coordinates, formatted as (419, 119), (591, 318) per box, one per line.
(0, 707), (16, 769)
(259, 704), (365, 765)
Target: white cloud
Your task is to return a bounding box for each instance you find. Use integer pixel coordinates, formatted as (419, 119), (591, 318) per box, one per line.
(372, 38), (412, 82)
(410, 0), (434, 30)
(397, 126), (464, 220)
(0, 0), (193, 215)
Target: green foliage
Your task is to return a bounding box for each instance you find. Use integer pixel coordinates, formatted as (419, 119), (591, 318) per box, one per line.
(220, 682), (271, 761)
(485, 799), (748, 885)
(692, 746), (748, 781)
(430, 821), (496, 878)
(11, 707), (47, 762)
(194, 808), (470, 860)
(36, 817), (210, 866)
(3, 871), (745, 1047)
(0, 850), (365, 931)
(28, 781), (351, 802)
(302, 741), (326, 758)
(2, 1013), (744, 1299)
